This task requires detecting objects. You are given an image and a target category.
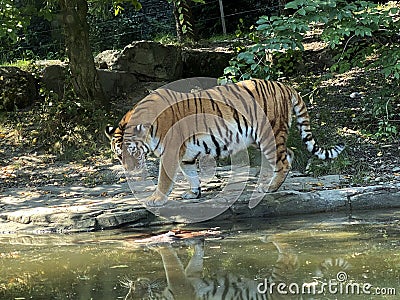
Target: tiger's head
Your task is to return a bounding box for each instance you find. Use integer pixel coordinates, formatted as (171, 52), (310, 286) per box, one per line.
(105, 124), (150, 171)
(105, 125), (124, 163)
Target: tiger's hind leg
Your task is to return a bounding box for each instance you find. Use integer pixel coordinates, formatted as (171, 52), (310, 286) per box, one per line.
(180, 161), (201, 199)
(267, 147), (293, 192)
(253, 125), (293, 193)
(257, 131), (293, 194)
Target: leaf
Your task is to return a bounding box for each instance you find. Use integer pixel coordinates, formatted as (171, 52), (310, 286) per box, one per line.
(250, 63), (259, 71)
(114, 5), (124, 16)
(298, 8), (306, 16)
(285, 1), (300, 9)
(305, 4), (317, 12)
(256, 24), (271, 31)
(238, 52), (255, 64)
(256, 16), (269, 24)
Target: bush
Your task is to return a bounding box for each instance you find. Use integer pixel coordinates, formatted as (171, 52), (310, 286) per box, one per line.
(33, 83), (110, 160)
(221, 0), (399, 140)
(0, 66), (38, 111)
(222, 0), (400, 82)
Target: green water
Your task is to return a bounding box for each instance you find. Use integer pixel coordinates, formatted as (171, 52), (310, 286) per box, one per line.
(0, 210), (399, 300)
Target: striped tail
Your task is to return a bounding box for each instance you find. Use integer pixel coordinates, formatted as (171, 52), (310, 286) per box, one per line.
(291, 91), (345, 160)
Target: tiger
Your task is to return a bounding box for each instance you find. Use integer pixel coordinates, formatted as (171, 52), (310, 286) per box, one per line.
(122, 239), (299, 300)
(105, 79), (344, 207)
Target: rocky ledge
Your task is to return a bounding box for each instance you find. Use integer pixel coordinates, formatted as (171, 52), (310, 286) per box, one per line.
(1, 168), (399, 234)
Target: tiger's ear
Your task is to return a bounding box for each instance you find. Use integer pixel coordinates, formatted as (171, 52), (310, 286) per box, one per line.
(105, 125), (116, 140)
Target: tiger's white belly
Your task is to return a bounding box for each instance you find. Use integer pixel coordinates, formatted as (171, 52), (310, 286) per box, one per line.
(147, 120), (256, 162)
(182, 131), (255, 162)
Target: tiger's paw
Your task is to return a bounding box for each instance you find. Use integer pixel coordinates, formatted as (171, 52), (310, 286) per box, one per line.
(256, 183), (279, 193)
(256, 184), (269, 194)
(145, 193), (168, 207)
(181, 188), (201, 200)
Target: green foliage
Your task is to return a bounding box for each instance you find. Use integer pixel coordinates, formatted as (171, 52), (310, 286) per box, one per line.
(37, 97), (108, 160)
(305, 154), (352, 178)
(3, 0), (145, 60)
(153, 33), (180, 45)
(222, 0), (400, 83)
(221, 0), (399, 140)
(112, 0), (142, 15)
(167, 0), (204, 41)
(221, 5), (309, 83)
(0, 0), (39, 63)
(0, 59), (33, 70)
(0, 0), (29, 41)
(358, 82), (399, 140)
(22, 72), (110, 160)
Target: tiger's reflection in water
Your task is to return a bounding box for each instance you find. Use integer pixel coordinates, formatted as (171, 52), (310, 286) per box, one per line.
(122, 237), (302, 300)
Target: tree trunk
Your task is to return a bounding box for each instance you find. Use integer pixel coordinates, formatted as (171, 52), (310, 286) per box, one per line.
(59, 0), (108, 109)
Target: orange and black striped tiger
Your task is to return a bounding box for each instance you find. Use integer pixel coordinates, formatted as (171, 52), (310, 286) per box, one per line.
(105, 79), (344, 206)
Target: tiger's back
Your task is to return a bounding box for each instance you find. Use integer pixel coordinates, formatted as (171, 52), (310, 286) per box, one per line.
(106, 79), (344, 206)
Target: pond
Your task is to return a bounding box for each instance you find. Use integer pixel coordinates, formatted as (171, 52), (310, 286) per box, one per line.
(0, 209), (399, 300)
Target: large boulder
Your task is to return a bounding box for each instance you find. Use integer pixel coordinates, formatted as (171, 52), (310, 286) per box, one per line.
(41, 64), (67, 98)
(95, 41), (183, 81)
(94, 50), (120, 70)
(40, 63), (138, 99)
(0, 67), (38, 111)
(97, 69), (138, 98)
(182, 48), (234, 78)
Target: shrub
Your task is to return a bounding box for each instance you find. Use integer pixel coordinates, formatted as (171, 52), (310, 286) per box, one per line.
(221, 0), (399, 140)
(221, 0), (400, 82)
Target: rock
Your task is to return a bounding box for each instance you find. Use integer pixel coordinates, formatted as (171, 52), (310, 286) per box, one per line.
(93, 42), (237, 87)
(0, 66), (38, 111)
(95, 41), (183, 81)
(1, 172), (400, 234)
(94, 50), (121, 70)
(97, 69), (138, 98)
(225, 189), (349, 220)
(95, 209), (149, 230)
(349, 185), (400, 210)
(182, 48), (234, 78)
(40, 62), (138, 98)
(41, 64), (67, 98)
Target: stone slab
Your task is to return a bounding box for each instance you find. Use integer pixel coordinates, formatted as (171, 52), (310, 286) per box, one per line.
(1, 170), (399, 233)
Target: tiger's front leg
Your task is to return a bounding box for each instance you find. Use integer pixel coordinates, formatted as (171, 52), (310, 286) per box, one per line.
(180, 161), (201, 199)
(146, 157), (179, 207)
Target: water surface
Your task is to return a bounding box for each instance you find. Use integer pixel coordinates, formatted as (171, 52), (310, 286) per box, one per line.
(0, 210), (399, 299)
